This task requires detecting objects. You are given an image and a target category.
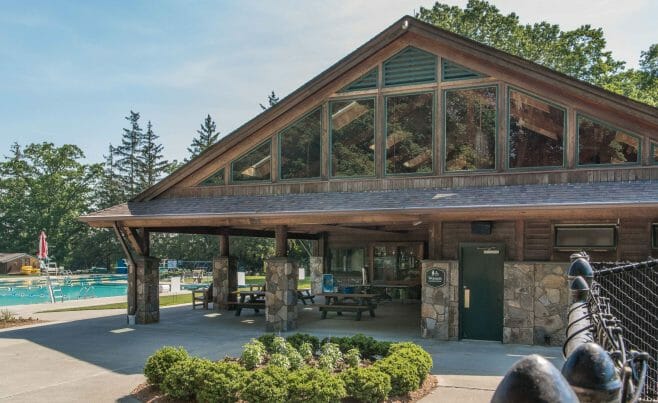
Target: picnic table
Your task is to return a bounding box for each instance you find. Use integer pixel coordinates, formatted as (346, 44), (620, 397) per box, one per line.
(230, 290), (266, 316)
(318, 292), (378, 321)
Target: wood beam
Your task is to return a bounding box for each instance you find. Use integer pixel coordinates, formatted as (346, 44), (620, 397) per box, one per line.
(275, 225), (288, 257)
(428, 221), (442, 260)
(515, 220), (524, 261)
(310, 224), (407, 236)
(219, 234), (229, 258)
(124, 227), (145, 256)
(145, 226), (320, 240)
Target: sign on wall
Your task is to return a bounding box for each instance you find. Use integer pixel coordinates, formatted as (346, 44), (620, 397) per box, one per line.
(426, 268), (447, 287)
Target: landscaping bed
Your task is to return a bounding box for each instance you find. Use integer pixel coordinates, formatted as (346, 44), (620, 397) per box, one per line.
(134, 333), (436, 403)
(0, 309), (43, 329)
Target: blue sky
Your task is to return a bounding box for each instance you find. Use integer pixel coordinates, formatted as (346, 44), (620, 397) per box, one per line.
(0, 0), (656, 164)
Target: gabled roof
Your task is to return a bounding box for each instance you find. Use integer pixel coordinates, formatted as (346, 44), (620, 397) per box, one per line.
(132, 16), (658, 203)
(0, 253), (29, 263)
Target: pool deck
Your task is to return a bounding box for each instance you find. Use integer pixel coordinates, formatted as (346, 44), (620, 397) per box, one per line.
(0, 297), (563, 402)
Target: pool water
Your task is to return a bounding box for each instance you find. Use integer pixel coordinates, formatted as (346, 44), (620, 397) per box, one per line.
(0, 275), (128, 306)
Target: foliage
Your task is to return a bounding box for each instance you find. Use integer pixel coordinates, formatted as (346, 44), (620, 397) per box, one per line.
(269, 353), (291, 370)
(286, 346), (305, 370)
(388, 342), (433, 382)
(188, 114), (221, 160)
(241, 365), (289, 403)
(344, 348), (361, 368)
(298, 342), (314, 361)
(114, 110), (143, 197)
(139, 120), (170, 189)
(600, 43), (658, 107)
(1, 309), (16, 322)
(271, 336), (288, 354)
(286, 333), (320, 352)
(286, 367), (347, 403)
(160, 357), (213, 400)
(240, 339), (267, 370)
(196, 361), (248, 403)
(373, 354), (420, 397)
(322, 334), (391, 359)
(143, 346), (189, 386)
(318, 342), (342, 372)
(340, 367), (392, 402)
(256, 333), (277, 353)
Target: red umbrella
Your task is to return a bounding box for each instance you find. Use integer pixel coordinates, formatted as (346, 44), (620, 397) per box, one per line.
(37, 231), (48, 260)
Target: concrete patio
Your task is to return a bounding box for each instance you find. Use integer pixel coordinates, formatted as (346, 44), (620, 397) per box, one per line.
(0, 299), (563, 402)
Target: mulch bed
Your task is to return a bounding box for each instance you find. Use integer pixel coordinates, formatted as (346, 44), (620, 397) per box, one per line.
(0, 318), (44, 329)
(131, 375), (439, 403)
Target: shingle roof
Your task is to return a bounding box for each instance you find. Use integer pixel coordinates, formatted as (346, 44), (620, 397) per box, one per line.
(0, 253), (28, 263)
(82, 181), (658, 221)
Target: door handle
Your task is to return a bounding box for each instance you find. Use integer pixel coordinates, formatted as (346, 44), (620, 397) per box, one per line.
(464, 287), (470, 309)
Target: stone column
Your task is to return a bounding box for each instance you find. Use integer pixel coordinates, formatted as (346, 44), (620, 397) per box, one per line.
(129, 256), (160, 324)
(213, 257), (237, 310)
(503, 263), (535, 344)
(420, 260), (458, 340)
(265, 257), (298, 332)
(309, 257), (324, 295)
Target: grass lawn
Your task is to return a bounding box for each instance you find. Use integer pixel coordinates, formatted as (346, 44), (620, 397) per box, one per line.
(37, 293), (193, 312)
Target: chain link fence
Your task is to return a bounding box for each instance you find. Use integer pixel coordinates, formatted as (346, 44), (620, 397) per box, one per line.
(592, 260), (658, 401)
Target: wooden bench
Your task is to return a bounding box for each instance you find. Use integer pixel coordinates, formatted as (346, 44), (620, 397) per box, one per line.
(228, 301), (266, 316)
(297, 289), (315, 305)
(317, 304), (375, 321)
(192, 285), (212, 310)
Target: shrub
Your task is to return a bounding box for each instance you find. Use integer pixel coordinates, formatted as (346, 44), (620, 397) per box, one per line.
(240, 339), (266, 370)
(161, 357), (213, 400)
(269, 353), (291, 370)
(256, 333), (277, 353)
(197, 361), (248, 403)
(287, 347), (305, 370)
(241, 365), (289, 403)
(340, 367), (392, 402)
(298, 342), (314, 361)
(344, 348), (361, 368)
(388, 342), (433, 381)
(286, 333), (320, 352)
(271, 336), (288, 354)
(318, 342), (342, 371)
(143, 346), (189, 386)
(374, 354), (420, 396)
(322, 334), (390, 359)
(287, 367), (347, 403)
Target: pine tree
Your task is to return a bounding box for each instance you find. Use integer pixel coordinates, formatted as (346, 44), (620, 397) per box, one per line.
(260, 90), (280, 110)
(114, 111), (143, 197)
(139, 121), (169, 189)
(187, 114), (220, 159)
(98, 144), (124, 208)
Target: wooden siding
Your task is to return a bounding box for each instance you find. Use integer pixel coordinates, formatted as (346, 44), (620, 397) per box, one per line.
(440, 221), (516, 260)
(524, 220), (552, 261)
(618, 218), (652, 261)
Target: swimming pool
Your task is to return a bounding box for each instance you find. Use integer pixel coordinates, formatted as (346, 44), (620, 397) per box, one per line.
(0, 275), (128, 306)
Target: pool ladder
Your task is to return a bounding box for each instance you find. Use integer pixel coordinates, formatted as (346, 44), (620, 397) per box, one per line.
(45, 275), (64, 303)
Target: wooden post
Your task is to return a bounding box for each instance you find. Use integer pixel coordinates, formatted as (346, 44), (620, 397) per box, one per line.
(140, 228), (150, 257)
(515, 220), (525, 261)
(219, 234), (229, 257)
(428, 222), (442, 260)
(275, 225), (288, 257)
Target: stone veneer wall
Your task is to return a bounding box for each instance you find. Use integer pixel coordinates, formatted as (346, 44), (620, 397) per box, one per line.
(420, 260), (459, 340)
(309, 257), (324, 296)
(213, 257), (237, 310)
(503, 262), (569, 346)
(265, 258), (298, 332)
(132, 256), (160, 324)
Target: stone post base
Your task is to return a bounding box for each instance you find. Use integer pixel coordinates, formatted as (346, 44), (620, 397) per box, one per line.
(130, 256), (160, 324)
(309, 257), (324, 296)
(265, 258), (298, 332)
(420, 260), (458, 340)
(213, 257), (237, 310)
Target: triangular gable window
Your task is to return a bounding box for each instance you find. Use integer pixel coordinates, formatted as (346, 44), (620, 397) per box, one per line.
(383, 47), (437, 87)
(442, 59), (486, 81)
(199, 167), (224, 186)
(340, 68), (378, 92)
(231, 140), (272, 182)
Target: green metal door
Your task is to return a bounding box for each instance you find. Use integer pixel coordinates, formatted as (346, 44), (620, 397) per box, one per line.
(459, 244), (504, 341)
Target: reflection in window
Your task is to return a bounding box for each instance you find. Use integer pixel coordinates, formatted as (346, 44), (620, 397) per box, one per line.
(330, 99), (375, 177)
(652, 142), (658, 164)
(328, 248), (366, 284)
(386, 93), (433, 175)
(578, 116), (639, 165)
(231, 140), (271, 182)
(555, 225), (616, 249)
(509, 90), (565, 168)
(199, 167), (225, 186)
(279, 108), (322, 180)
(445, 86), (497, 171)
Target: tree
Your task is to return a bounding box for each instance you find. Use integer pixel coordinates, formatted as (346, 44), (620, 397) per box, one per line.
(114, 111), (143, 197)
(601, 44), (658, 107)
(260, 90), (280, 110)
(187, 114), (220, 159)
(0, 142), (100, 268)
(139, 120), (169, 189)
(417, 0), (624, 85)
(97, 144), (125, 208)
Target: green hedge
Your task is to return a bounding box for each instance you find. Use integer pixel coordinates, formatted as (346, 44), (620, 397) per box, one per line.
(143, 346), (189, 386)
(340, 367), (392, 402)
(197, 361), (247, 403)
(321, 334), (391, 359)
(287, 367), (346, 403)
(241, 365), (289, 403)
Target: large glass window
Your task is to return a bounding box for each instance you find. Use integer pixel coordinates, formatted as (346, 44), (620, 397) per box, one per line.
(328, 247), (366, 285)
(231, 140), (271, 182)
(509, 90), (565, 168)
(653, 224), (658, 248)
(199, 167), (224, 186)
(279, 108), (322, 180)
(554, 225), (616, 249)
(385, 92), (433, 175)
(652, 142), (658, 164)
(330, 99), (375, 177)
(445, 86), (497, 171)
(578, 116), (640, 166)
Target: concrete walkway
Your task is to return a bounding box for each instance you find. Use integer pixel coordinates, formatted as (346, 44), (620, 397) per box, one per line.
(0, 299), (563, 402)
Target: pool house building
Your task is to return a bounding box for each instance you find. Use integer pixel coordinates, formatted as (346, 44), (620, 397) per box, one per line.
(81, 17), (658, 345)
